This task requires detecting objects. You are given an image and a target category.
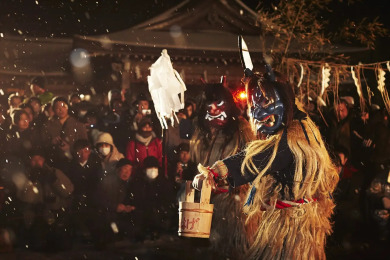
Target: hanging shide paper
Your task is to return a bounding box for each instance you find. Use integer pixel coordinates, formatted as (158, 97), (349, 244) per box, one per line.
(317, 63), (331, 108)
(351, 66), (366, 113)
(297, 63), (304, 88)
(321, 63), (331, 96)
(377, 65), (390, 114)
(148, 49), (187, 129)
(285, 58), (390, 111)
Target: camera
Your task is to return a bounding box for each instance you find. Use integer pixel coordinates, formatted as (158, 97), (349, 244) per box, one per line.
(142, 109), (151, 115)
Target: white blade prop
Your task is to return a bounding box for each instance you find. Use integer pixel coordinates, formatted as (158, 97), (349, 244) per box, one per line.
(148, 49), (187, 129)
(238, 35), (254, 73)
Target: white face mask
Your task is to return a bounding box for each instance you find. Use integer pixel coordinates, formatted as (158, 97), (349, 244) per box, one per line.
(79, 110), (87, 118)
(146, 168), (158, 180)
(99, 147), (111, 156)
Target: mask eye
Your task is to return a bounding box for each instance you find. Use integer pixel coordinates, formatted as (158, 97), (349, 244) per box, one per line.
(251, 87), (275, 108)
(217, 100), (224, 106)
(251, 86), (262, 105)
(262, 97), (274, 108)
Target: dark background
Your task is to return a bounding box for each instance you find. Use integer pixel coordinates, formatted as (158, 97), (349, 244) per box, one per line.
(0, 0), (388, 39)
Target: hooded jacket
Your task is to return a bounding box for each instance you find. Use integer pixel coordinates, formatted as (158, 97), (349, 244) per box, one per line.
(95, 132), (124, 176)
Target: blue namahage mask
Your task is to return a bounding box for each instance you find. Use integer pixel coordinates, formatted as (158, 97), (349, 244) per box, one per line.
(250, 85), (284, 135)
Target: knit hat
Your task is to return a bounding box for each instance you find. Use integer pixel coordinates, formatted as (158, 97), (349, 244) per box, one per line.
(177, 142), (190, 152)
(138, 116), (153, 129)
(94, 132), (114, 146)
(143, 156), (159, 168)
(116, 158), (133, 169)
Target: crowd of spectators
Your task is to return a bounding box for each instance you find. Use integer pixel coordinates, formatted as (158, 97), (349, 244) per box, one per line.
(0, 76), (389, 254)
(0, 77), (195, 251)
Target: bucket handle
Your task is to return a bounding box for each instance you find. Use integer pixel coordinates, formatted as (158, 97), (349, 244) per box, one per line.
(184, 181), (195, 203)
(184, 177), (212, 205)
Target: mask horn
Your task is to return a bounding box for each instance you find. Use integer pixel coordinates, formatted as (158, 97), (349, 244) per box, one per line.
(238, 35), (254, 77)
(263, 54), (275, 82)
(220, 75), (228, 88)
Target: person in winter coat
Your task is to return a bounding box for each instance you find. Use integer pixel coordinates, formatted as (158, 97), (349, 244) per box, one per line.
(5, 109), (41, 158)
(326, 99), (353, 157)
(139, 156), (176, 238)
(17, 150), (74, 250)
(94, 131), (124, 178)
(67, 139), (102, 208)
(66, 139), (102, 239)
(174, 143), (198, 202)
(27, 96), (48, 130)
(41, 96), (88, 166)
(97, 158), (146, 242)
(125, 116), (162, 170)
(366, 166), (390, 241)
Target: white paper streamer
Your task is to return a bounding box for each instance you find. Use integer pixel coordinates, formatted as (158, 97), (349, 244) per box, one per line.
(377, 66), (390, 114)
(318, 63), (330, 107)
(377, 67), (386, 93)
(297, 63), (304, 88)
(320, 63), (331, 96)
(351, 66), (362, 97)
(148, 49), (187, 129)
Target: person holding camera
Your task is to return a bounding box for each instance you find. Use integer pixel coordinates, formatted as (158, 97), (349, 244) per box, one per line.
(173, 143), (197, 202)
(131, 94), (151, 132)
(41, 96), (88, 170)
(129, 93), (162, 139)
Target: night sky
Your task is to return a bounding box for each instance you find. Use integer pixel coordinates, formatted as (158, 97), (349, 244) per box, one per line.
(0, 0), (387, 37)
(0, 0), (183, 37)
(0, 0), (248, 37)
(0, 0), (389, 61)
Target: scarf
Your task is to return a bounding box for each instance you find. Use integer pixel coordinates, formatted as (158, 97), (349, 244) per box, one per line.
(135, 132), (155, 146)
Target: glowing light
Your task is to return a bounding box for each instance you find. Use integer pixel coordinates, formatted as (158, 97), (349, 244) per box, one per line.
(233, 89), (248, 103)
(239, 91), (247, 100)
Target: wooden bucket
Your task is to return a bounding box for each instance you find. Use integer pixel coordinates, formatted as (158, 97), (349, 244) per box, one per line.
(178, 180), (213, 238)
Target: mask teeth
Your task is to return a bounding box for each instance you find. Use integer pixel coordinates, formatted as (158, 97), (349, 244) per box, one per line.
(254, 119), (263, 128)
(206, 111), (227, 121)
(254, 114), (276, 128)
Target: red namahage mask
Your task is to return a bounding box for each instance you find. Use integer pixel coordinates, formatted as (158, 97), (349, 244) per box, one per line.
(205, 100), (228, 128)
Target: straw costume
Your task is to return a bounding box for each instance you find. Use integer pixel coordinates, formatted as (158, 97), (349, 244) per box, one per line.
(189, 82), (254, 258)
(194, 37), (339, 259)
